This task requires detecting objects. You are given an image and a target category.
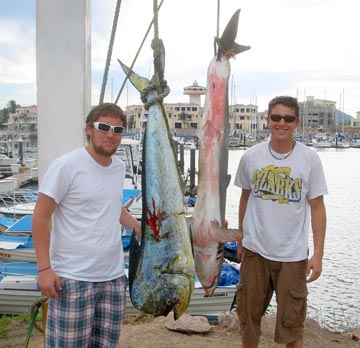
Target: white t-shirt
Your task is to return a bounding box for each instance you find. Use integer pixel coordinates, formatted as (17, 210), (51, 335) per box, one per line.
(234, 141), (328, 262)
(39, 147), (126, 281)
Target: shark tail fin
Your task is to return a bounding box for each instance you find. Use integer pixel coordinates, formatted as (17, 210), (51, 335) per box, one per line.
(218, 9), (251, 57)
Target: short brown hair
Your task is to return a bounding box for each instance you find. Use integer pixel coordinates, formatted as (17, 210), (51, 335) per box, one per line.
(86, 103), (127, 128)
(268, 96), (299, 118)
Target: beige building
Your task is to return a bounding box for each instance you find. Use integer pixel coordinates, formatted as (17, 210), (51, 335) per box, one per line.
(298, 96), (336, 132)
(126, 81), (269, 137)
(229, 104), (268, 137)
(351, 111), (360, 128)
(125, 102), (203, 137)
(0, 104), (38, 154)
(126, 101), (270, 137)
(1, 105), (38, 139)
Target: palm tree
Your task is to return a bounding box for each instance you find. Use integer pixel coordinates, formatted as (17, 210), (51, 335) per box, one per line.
(178, 112), (191, 129)
(0, 108), (9, 124)
(7, 100), (17, 114)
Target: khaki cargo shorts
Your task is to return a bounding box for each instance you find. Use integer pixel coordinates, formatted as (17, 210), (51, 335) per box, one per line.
(236, 248), (308, 344)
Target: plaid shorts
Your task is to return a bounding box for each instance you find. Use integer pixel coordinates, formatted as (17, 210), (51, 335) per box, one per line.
(46, 275), (127, 348)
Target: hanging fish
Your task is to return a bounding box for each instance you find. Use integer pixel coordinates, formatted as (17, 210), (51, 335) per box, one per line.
(118, 39), (195, 320)
(190, 9), (250, 296)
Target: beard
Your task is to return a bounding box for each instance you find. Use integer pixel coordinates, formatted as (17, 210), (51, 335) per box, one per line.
(90, 138), (118, 157)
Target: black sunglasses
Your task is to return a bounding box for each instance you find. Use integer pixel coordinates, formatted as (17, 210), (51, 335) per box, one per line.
(93, 122), (125, 135)
(268, 114), (298, 123)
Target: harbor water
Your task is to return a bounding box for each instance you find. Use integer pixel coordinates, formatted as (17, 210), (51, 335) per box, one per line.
(185, 146), (360, 331)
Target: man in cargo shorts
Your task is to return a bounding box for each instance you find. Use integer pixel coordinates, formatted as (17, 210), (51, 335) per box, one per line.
(234, 96), (327, 347)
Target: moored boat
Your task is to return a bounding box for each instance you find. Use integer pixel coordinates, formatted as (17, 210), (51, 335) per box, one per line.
(0, 262), (238, 316)
(228, 136), (243, 148)
(350, 140), (360, 148)
(0, 235), (36, 262)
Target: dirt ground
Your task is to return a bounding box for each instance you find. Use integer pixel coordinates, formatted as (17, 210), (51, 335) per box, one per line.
(1, 313), (359, 348)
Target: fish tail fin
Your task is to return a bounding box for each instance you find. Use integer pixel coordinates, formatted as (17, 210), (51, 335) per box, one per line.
(117, 59), (150, 93)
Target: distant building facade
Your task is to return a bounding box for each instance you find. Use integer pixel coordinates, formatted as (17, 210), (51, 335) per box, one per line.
(183, 81), (206, 105)
(229, 104), (268, 138)
(126, 101), (270, 138)
(351, 111), (360, 128)
(298, 96), (336, 132)
(126, 82), (269, 138)
(0, 104), (38, 154)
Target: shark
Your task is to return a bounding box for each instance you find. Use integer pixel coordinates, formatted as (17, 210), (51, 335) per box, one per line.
(190, 9), (250, 296)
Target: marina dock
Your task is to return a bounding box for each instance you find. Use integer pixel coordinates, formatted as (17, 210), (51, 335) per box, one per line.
(0, 167), (38, 192)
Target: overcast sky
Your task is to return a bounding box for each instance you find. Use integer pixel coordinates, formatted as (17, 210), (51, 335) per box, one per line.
(0, 0), (359, 117)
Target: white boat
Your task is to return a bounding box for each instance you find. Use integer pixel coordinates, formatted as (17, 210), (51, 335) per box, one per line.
(334, 141), (350, 148)
(116, 138), (142, 190)
(350, 140), (360, 148)
(176, 136), (198, 149)
(228, 136), (243, 148)
(125, 284), (236, 317)
(331, 134), (350, 148)
(0, 235), (36, 262)
(0, 276), (236, 316)
(184, 139), (197, 148)
(0, 190), (38, 217)
(0, 262), (238, 316)
(312, 132), (332, 148)
(0, 154), (17, 166)
(0, 275), (42, 314)
(312, 139), (332, 148)
(0, 201), (36, 216)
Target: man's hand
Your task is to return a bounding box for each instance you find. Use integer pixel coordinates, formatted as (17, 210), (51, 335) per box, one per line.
(37, 268), (62, 298)
(306, 254), (323, 283)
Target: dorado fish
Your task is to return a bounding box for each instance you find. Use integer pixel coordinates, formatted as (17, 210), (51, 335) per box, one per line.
(190, 9), (250, 296)
(118, 40), (195, 319)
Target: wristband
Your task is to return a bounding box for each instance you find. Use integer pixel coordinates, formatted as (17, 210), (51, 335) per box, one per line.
(38, 266), (52, 273)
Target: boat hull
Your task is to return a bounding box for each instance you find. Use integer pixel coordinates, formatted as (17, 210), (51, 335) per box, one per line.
(0, 284), (236, 316)
(0, 249), (37, 262)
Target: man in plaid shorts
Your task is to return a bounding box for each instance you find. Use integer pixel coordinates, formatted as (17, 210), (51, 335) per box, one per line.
(33, 103), (141, 347)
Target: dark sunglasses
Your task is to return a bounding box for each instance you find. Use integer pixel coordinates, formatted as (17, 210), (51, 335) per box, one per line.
(93, 122), (125, 135)
(268, 114), (298, 123)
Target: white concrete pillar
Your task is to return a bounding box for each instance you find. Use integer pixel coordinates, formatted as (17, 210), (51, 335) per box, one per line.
(36, 0), (91, 182)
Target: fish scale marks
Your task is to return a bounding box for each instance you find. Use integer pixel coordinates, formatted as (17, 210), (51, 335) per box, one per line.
(119, 56), (195, 319)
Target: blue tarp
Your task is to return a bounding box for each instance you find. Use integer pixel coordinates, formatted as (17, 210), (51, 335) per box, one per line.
(224, 241), (237, 253)
(187, 196), (196, 207)
(122, 235), (131, 251)
(217, 263), (240, 286)
(195, 263), (240, 287)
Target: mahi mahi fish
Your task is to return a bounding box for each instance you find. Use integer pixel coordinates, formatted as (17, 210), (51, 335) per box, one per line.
(190, 9), (250, 296)
(118, 42), (195, 319)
